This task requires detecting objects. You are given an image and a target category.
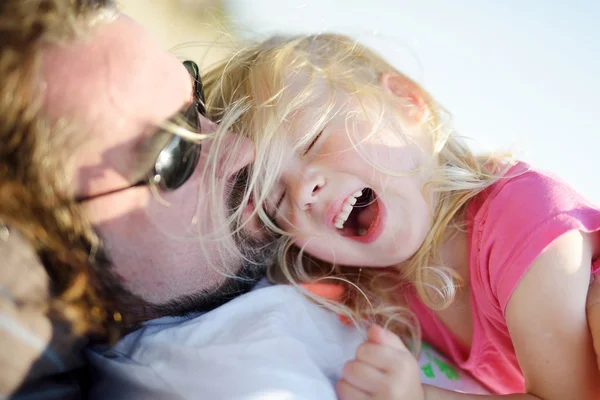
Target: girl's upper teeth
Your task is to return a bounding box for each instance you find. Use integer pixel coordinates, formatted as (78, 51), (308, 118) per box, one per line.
(334, 190), (364, 229)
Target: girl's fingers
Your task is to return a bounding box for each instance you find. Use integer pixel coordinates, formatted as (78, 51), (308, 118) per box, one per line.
(355, 342), (405, 372)
(367, 325), (409, 352)
(359, 326), (415, 374)
(336, 378), (371, 400)
(342, 359), (385, 393)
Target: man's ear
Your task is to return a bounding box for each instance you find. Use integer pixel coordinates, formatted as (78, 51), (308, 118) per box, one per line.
(379, 72), (429, 122)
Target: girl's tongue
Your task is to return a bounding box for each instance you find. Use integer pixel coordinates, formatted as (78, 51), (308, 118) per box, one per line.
(339, 189), (379, 237)
(357, 201), (379, 232)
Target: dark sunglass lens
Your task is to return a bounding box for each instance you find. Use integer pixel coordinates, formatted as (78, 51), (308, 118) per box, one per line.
(154, 136), (201, 191)
(195, 76), (206, 117)
(182, 103), (200, 132)
(183, 60), (206, 117)
(183, 60), (199, 80)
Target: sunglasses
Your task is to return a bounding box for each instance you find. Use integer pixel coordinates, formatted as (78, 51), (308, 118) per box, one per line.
(77, 60), (207, 202)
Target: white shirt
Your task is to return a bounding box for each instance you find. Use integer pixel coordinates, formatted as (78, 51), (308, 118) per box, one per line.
(88, 282), (488, 399)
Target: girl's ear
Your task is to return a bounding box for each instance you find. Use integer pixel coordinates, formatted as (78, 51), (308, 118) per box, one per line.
(379, 72), (429, 123)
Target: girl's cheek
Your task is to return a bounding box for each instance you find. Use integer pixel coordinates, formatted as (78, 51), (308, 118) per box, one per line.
(279, 213), (299, 235)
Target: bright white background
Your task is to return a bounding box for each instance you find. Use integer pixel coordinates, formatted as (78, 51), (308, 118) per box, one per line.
(224, 0), (599, 202)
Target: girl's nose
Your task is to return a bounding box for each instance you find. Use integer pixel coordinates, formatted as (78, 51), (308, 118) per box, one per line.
(289, 171), (325, 211)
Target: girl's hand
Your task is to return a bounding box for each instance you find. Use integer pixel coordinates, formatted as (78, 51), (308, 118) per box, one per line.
(336, 325), (425, 400)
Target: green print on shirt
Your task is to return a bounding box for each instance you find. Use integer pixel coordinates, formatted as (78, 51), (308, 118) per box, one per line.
(420, 343), (460, 381)
(421, 363), (435, 378)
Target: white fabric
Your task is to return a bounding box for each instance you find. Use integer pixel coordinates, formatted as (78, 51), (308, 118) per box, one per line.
(88, 282), (488, 399)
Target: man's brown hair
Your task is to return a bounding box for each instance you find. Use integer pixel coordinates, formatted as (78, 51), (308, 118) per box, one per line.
(0, 0), (123, 338)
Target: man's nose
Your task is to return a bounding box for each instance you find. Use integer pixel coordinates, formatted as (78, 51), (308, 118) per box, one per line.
(289, 171), (325, 211)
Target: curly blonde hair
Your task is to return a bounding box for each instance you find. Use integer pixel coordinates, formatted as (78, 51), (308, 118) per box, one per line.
(0, 0), (127, 339)
(202, 33), (512, 349)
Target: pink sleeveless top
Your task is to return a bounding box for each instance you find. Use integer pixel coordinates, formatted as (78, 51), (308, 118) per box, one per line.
(408, 163), (600, 393)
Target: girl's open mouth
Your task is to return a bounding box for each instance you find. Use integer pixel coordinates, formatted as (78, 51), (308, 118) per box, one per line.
(335, 188), (384, 243)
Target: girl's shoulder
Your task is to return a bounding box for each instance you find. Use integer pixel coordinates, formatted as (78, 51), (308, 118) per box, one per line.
(472, 161), (598, 221)
(467, 161), (600, 313)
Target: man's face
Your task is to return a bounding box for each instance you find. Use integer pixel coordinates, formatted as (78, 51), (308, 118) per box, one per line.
(42, 14), (269, 308)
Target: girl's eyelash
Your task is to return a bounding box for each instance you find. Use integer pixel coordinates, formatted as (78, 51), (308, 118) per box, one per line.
(267, 128), (323, 227)
(275, 191), (286, 210)
(266, 191), (285, 227)
(303, 129), (323, 155)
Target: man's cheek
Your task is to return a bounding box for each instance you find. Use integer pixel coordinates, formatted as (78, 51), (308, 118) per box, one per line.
(146, 189), (203, 235)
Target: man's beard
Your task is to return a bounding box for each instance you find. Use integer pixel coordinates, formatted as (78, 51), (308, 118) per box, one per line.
(141, 249), (274, 319)
(145, 167), (278, 318)
(99, 166), (278, 323)
(144, 234), (277, 319)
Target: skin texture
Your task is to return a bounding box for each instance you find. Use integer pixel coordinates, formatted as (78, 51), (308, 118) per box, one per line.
(588, 273), (600, 374)
(42, 15), (262, 305)
(503, 231), (600, 399)
(271, 74), (434, 268)
(337, 325), (425, 400)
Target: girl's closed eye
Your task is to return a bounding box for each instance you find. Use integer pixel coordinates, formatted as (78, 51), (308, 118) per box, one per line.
(265, 187), (286, 227)
(302, 129), (323, 156)
(266, 129), (323, 226)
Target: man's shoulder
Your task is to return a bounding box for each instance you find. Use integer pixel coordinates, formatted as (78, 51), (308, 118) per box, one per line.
(0, 227), (86, 398)
(103, 282), (360, 361)
(88, 283), (361, 399)
(125, 284), (319, 341)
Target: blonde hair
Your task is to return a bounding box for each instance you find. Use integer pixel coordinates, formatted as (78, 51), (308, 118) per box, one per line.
(202, 33), (512, 349)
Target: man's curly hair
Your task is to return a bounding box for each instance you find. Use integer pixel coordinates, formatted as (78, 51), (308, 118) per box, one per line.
(0, 0), (129, 339)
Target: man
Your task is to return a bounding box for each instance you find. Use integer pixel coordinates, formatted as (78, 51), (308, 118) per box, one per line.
(1, 0), (274, 397)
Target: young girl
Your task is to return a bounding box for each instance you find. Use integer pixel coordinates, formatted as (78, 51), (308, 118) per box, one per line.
(201, 34), (600, 399)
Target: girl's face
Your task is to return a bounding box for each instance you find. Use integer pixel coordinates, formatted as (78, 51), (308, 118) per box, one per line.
(266, 75), (435, 267)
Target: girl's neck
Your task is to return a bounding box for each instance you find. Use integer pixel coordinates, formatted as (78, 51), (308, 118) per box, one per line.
(439, 226), (470, 284)
(432, 226), (474, 348)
